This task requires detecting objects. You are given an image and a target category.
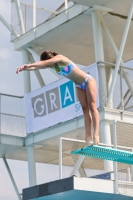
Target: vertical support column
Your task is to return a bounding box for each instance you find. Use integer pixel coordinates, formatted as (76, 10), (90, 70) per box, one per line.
(101, 120), (113, 172)
(33, 0), (36, 28)
(92, 10), (107, 107)
(22, 50), (31, 94)
(92, 10), (113, 172)
(27, 146), (37, 186)
(59, 137), (62, 179)
(113, 120), (118, 194)
(22, 50), (34, 187)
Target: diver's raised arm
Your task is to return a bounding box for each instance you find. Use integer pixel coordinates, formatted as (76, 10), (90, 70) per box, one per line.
(16, 55), (64, 74)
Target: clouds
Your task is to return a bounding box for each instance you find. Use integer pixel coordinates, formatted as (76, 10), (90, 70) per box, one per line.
(0, 48), (11, 59)
(0, 1), (11, 20)
(0, 1), (24, 96)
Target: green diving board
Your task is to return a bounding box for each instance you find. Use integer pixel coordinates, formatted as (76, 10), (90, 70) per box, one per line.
(71, 145), (133, 165)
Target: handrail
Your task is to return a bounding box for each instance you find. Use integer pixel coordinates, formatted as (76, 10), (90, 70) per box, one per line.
(0, 93), (24, 98)
(97, 61), (133, 71)
(1, 112), (25, 118)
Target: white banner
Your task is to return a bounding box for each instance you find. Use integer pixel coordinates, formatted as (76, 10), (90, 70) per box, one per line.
(24, 63), (99, 134)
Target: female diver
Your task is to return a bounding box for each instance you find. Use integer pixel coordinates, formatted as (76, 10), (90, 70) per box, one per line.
(16, 50), (99, 145)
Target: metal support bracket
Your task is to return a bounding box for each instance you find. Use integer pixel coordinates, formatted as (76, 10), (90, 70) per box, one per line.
(3, 156), (22, 200)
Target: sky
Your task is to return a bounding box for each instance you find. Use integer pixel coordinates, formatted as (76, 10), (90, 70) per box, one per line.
(0, 0), (133, 199)
(0, 1), (23, 96)
(0, 1), (76, 199)
(0, 1), (60, 199)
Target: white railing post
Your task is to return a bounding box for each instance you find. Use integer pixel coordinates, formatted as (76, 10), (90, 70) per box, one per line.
(113, 120), (118, 194)
(59, 137), (62, 179)
(33, 0), (36, 28)
(131, 149), (133, 182)
(65, 0), (68, 10)
(14, 0), (25, 34)
(127, 167), (131, 181)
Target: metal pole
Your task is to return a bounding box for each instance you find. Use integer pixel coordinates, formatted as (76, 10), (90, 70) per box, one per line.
(33, 0), (36, 28)
(120, 67), (124, 111)
(105, 1), (133, 105)
(131, 149), (133, 182)
(92, 10), (107, 107)
(101, 120), (113, 172)
(27, 146), (37, 186)
(127, 167), (131, 181)
(0, 15), (19, 37)
(3, 156), (21, 200)
(106, 66), (113, 108)
(113, 120), (118, 194)
(14, 0), (25, 34)
(70, 156), (85, 177)
(65, 0), (68, 9)
(101, 14), (133, 100)
(0, 95), (2, 134)
(59, 137), (62, 179)
(22, 50), (31, 94)
(92, 9), (112, 172)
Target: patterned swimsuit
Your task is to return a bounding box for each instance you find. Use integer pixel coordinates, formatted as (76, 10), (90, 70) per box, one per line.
(53, 62), (90, 91)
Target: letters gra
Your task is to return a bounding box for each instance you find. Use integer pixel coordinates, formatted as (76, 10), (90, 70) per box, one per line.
(32, 81), (75, 118)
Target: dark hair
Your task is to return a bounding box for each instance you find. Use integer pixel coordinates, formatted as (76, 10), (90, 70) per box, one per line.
(40, 50), (58, 61)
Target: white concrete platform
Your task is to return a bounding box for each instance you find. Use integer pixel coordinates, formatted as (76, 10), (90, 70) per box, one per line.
(0, 108), (133, 163)
(22, 176), (133, 200)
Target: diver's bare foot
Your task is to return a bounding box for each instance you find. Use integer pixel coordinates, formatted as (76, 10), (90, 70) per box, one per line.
(93, 135), (99, 145)
(85, 135), (93, 146)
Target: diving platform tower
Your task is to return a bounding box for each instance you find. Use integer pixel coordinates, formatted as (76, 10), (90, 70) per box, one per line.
(0, 0), (133, 199)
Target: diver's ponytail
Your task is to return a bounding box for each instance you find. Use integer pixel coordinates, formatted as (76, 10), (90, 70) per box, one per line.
(52, 51), (58, 56)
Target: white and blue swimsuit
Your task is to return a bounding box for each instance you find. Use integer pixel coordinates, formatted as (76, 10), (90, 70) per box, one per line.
(53, 62), (90, 91)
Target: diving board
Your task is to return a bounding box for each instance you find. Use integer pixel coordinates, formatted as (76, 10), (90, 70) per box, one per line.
(72, 145), (133, 165)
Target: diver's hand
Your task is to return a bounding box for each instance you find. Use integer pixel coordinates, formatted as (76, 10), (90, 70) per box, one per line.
(16, 64), (30, 74)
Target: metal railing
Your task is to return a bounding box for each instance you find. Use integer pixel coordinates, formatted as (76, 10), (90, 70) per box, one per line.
(0, 93), (26, 137)
(97, 61), (133, 113)
(11, 0), (75, 40)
